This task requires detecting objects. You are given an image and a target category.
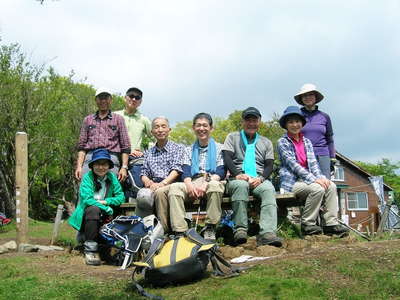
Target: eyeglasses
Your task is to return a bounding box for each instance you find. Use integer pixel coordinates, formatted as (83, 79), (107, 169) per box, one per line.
(127, 94), (142, 100)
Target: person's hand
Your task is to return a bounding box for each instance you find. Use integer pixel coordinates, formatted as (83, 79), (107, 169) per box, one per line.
(98, 200), (107, 205)
(75, 166), (82, 180)
(131, 150), (144, 157)
(150, 182), (163, 191)
(118, 168), (128, 182)
(235, 174), (249, 181)
(195, 185), (207, 198)
(185, 182), (197, 198)
(315, 178), (331, 190)
(104, 206), (114, 215)
(249, 177), (262, 188)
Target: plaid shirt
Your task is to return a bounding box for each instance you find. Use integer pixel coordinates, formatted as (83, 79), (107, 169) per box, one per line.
(77, 111), (131, 153)
(277, 134), (325, 192)
(140, 140), (184, 181)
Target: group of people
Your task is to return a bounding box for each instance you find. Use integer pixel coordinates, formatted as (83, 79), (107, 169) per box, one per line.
(68, 83), (348, 266)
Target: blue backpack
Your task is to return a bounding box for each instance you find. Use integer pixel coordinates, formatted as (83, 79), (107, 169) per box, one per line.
(100, 215), (163, 269)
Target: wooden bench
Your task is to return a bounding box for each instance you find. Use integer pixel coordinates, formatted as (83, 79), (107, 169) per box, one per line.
(120, 192), (301, 216)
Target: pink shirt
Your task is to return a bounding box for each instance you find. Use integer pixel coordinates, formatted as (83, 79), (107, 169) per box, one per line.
(288, 132), (308, 169)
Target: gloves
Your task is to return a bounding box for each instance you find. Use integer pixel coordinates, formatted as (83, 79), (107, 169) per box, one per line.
(104, 206), (114, 216)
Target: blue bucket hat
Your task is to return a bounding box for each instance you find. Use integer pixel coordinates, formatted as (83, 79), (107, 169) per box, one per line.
(279, 106), (307, 129)
(88, 148), (114, 169)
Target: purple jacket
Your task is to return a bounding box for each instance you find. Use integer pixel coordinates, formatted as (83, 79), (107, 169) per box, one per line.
(301, 106), (335, 158)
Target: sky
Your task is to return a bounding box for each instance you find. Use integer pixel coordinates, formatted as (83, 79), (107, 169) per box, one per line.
(1, 0), (399, 164)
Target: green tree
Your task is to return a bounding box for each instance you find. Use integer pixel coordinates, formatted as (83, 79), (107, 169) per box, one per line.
(0, 41), (97, 219)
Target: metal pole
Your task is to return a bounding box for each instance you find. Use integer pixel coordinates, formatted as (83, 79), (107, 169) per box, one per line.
(15, 132), (29, 248)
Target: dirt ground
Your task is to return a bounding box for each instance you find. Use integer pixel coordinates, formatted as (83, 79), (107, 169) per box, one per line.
(2, 235), (400, 281)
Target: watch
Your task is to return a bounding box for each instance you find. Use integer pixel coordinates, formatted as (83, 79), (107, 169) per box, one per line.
(121, 165), (128, 170)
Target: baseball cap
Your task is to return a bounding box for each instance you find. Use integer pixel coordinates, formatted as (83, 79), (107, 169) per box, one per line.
(242, 107), (261, 119)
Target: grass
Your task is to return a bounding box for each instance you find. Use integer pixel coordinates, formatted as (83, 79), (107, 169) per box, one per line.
(1, 221), (400, 299)
(0, 219), (76, 246)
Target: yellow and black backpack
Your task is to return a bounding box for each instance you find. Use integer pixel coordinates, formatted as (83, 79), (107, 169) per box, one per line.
(132, 228), (242, 299)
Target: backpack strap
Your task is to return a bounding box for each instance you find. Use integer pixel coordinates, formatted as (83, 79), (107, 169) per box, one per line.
(185, 228), (214, 245)
(143, 237), (165, 266)
(132, 269), (164, 300)
(210, 248), (250, 277)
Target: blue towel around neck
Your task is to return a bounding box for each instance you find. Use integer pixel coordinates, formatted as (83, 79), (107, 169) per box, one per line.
(240, 130), (259, 177)
(191, 138), (217, 176)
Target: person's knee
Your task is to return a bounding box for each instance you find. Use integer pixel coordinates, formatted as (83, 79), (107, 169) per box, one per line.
(169, 183), (185, 197)
(207, 180), (224, 193)
(84, 206), (101, 220)
(231, 180), (249, 193)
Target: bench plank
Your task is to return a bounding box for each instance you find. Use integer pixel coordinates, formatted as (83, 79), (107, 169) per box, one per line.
(120, 192), (302, 214)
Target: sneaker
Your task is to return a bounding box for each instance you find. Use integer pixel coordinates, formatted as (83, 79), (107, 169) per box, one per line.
(256, 232), (283, 247)
(301, 224), (323, 236)
(84, 252), (101, 266)
(323, 225), (349, 236)
(201, 225), (216, 242)
(233, 229), (247, 245)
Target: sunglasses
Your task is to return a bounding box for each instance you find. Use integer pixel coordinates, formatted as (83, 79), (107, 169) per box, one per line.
(127, 94), (142, 100)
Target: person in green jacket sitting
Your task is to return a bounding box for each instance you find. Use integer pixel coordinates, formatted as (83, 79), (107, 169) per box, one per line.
(69, 148), (125, 266)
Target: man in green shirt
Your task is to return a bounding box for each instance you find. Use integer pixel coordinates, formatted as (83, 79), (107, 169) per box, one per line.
(115, 87), (153, 157)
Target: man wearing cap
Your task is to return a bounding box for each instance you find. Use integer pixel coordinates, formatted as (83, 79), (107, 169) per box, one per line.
(75, 88), (131, 182)
(277, 106), (348, 236)
(137, 116), (185, 232)
(222, 107), (283, 247)
(114, 87), (153, 158)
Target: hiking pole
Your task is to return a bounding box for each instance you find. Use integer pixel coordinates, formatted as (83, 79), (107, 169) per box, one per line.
(195, 198), (201, 229)
(335, 218), (371, 241)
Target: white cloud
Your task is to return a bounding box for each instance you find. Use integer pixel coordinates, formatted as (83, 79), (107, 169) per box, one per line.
(0, 0), (399, 163)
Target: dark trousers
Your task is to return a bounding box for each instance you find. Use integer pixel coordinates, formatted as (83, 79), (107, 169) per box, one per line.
(81, 206), (102, 241)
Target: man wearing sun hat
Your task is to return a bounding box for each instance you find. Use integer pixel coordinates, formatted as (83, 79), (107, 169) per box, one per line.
(75, 88), (131, 182)
(222, 107), (283, 247)
(277, 106), (348, 236)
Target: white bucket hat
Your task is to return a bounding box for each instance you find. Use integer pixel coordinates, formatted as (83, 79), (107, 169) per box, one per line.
(294, 83), (324, 105)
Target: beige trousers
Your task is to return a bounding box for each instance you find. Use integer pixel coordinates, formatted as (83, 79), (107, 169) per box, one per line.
(292, 181), (338, 226)
(167, 179), (225, 232)
(136, 186), (171, 232)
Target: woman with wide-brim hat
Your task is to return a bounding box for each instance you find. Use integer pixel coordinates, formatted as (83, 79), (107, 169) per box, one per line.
(294, 83), (335, 178)
(277, 106), (348, 237)
(69, 148), (125, 266)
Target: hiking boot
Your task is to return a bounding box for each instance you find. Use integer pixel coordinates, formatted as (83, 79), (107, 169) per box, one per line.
(201, 225), (216, 242)
(301, 224), (323, 236)
(233, 229), (247, 245)
(323, 225), (349, 237)
(84, 252), (101, 266)
(256, 232), (283, 248)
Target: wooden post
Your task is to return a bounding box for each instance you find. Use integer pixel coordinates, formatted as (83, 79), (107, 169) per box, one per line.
(51, 204), (64, 245)
(370, 213), (375, 233)
(15, 132), (29, 248)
